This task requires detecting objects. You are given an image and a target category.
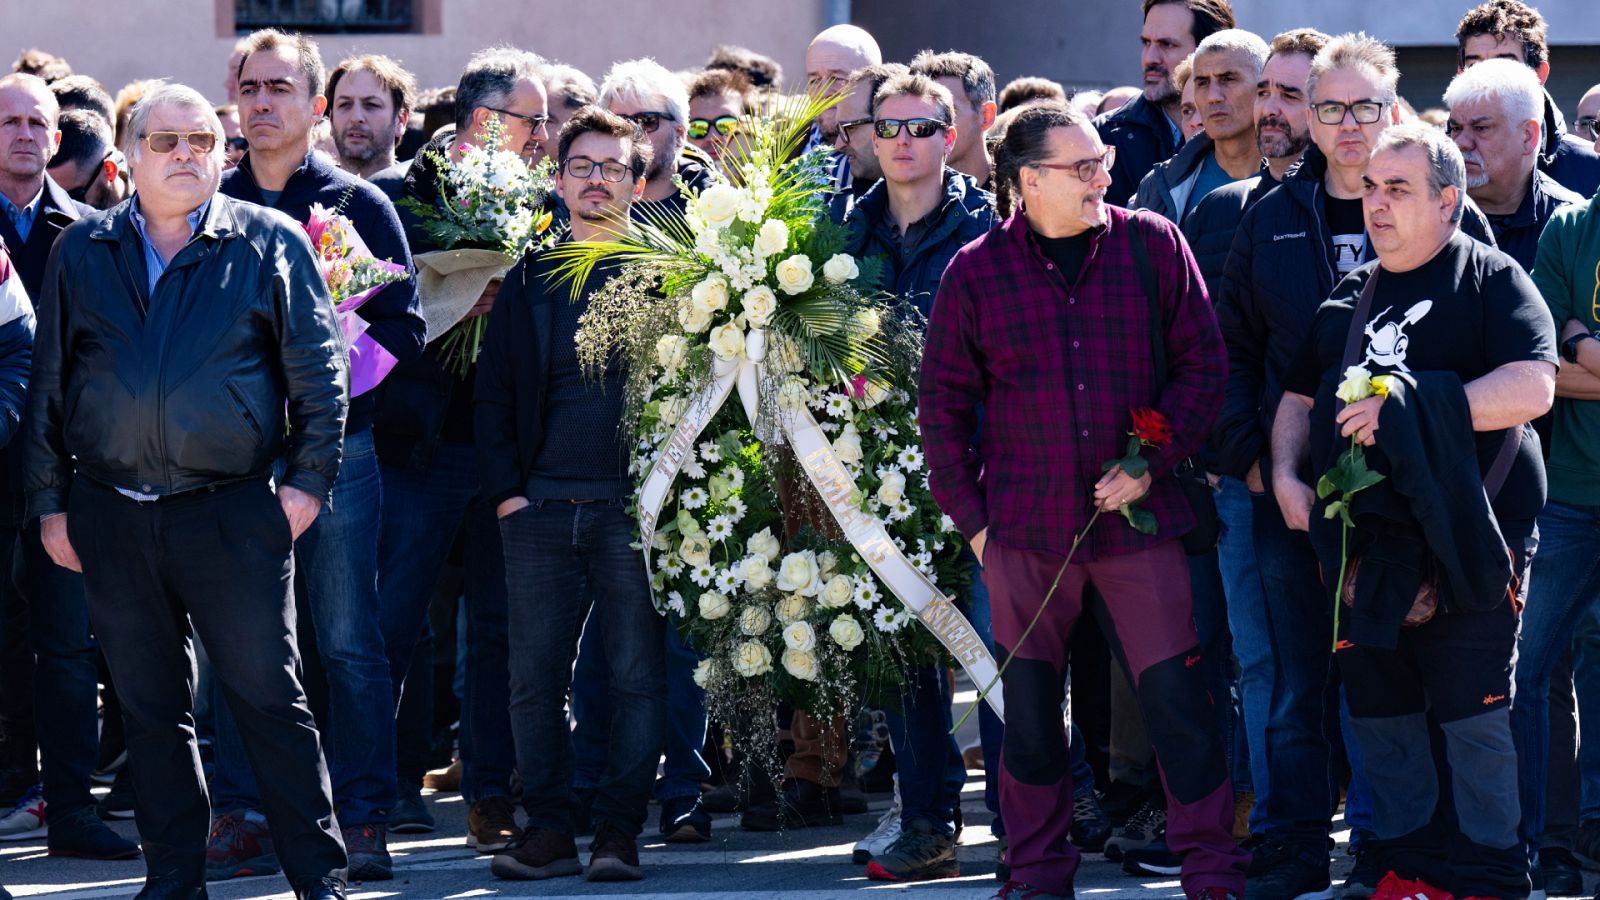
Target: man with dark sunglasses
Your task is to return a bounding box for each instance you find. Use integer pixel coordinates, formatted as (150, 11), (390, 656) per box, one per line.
(686, 68), (752, 174)
(46, 109), (127, 210)
(599, 58), (711, 219)
(827, 63), (907, 222)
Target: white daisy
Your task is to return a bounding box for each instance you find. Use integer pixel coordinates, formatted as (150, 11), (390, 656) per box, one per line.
(722, 464), (745, 488)
(819, 420), (841, 434)
(682, 457), (707, 479)
(911, 551), (934, 576)
(896, 446), (924, 471)
(853, 582), (882, 609)
(889, 500), (916, 522)
(722, 496), (748, 522)
(699, 441), (722, 463)
(714, 568), (741, 592)
(689, 564), (716, 587)
(666, 591), (686, 616)
(681, 487), (709, 509)
(873, 606), (900, 633)
(940, 514), (957, 533)
(824, 393), (851, 416)
(870, 420), (899, 441)
(706, 516), (735, 541)
(661, 557), (684, 579)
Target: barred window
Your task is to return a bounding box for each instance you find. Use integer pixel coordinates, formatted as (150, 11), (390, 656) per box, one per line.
(235, 0), (413, 33)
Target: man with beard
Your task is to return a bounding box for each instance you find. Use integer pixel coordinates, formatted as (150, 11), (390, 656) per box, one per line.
(599, 58), (711, 220)
(327, 54), (415, 187)
(477, 105), (665, 884)
(1096, 0), (1236, 207)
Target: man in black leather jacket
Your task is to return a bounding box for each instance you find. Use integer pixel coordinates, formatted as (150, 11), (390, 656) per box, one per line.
(23, 83), (350, 900)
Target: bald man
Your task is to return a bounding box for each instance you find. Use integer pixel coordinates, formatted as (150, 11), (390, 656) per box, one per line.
(1574, 84), (1600, 143)
(807, 24), (882, 99)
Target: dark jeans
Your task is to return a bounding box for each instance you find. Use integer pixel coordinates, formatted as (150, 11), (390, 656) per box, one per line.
(69, 477), (345, 890)
(212, 430), (396, 826)
(500, 499), (665, 837)
(374, 441), (512, 802)
(884, 665), (966, 833)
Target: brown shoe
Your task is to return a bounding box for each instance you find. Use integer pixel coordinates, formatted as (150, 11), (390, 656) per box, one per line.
(587, 823), (642, 881)
(422, 759), (461, 793)
(467, 796), (522, 853)
(489, 827), (581, 880)
(1232, 792), (1254, 842)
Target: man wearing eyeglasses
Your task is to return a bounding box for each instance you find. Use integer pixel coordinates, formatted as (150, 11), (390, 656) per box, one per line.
(1572, 85), (1599, 146)
(685, 69), (752, 175)
(24, 82), (350, 900)
(599, 58), (712, 219)
(46, 110), (128, 210)
(827, 63), (907, 223)
(476, 105), (666, 886)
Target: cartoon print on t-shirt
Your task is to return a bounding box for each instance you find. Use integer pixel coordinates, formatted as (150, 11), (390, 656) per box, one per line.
(1363, 300), (1434, 373)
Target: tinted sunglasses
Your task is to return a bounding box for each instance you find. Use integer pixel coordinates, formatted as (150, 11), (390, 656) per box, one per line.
(621, 111), (675, 133)
(872, 117), (946, 140)
(687, 115), (739, 140)
(143, 131), (217, 154)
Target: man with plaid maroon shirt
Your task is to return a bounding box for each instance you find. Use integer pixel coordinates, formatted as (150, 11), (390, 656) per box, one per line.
(919, 101), (1246, 900)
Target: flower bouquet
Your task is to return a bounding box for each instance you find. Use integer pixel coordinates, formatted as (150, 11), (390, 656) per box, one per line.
(547, 94), (994, 747)
(302, 201), (410, 396)
(399, 116), (558, 375)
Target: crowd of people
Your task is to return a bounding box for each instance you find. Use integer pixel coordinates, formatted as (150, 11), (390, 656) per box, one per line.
(1, 0), (1598, 898)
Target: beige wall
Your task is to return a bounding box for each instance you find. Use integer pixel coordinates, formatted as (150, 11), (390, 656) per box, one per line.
(1, 0), (825, 104)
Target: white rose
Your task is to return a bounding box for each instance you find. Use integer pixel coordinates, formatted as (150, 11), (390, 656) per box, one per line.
(817, 551), (839, 580)
(775, 593), (812, 624)
(678, 299), (712, 333)
(742, 285), (779, 328)
(732, 641), (773, 677)
(698, 591), (731, 620)
(692, 275), (730, 312)
(782, 620), (817, 651)
(678, 536), (712, 568)
(877, 470), (908, 507)
(693, 658), (716, 687)
(774, 254), (816, 295)
(819, 575), (854, 609)
(777, 377), (810, 412)
(709, 321), (746, 361)
(854, 308), (881, 338)
(737, 555), (775, 590)
(781, 648), (820, 681)
(659, 396), (688, 427)
(822, 253), (860, 284)
(738, 604), (772, 636)
(829, 614), (865, 651)
(656, 334), (689, 373)
(775, 551), (822, 596)
(754, 219), (790, 258)
(746, 527), (782, 563)
(696, 183), (742, 230)
(832, 423), (863, 465)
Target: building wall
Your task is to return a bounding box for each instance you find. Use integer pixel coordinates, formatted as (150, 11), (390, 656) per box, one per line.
(0, 0), (825, 104)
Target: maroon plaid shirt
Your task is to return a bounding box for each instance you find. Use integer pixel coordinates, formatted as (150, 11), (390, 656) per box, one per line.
(919, 206), (1225, 559)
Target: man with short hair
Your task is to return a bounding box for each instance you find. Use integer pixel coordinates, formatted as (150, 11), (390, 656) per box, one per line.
(1456, 0), (1600, 196)
(327, 54), (416, 181)
(1572, 84), (1599, 143)
(599, 58), (711, 215)
(925, 99), (1246, 900)
(1097, 0), (1237, 207)
(828, 62), (909, 221)
(208, 27), (426, 884)
(48, 76), (112, 126)
(909, 51), (997, 186)
(706, 45), (784, 93)
(686, 69), (752, 173)
(999, 77), (1067, 115)
(26, 81), (352, 900)
(1272, 122), (1555, 900)
(46, 109), (127, 209)
(537, 62), (596, 168)
(478, 104), (664, 885)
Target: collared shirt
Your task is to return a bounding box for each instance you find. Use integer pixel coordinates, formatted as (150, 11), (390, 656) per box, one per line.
(920, 206), (1226, 559)
(0, 186), (44, 244)
(1483, 168), (1583, 272)
(128, 196), (207, 296)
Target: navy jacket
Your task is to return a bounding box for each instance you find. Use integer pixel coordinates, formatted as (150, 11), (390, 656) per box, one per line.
(1541, 90), (1600, 197)
(1132, 132), (1216, 225)
(222, 149), (426, 436)
(1181, 170), (1281, 292)
(843, 168), (996, 320)
(1485, 169), (1583, 272)
(1095, 94), (1181, 209)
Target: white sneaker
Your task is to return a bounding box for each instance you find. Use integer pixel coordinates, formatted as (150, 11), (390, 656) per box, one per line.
(852, 781), (902, 865)
(0, 785), (46, 841)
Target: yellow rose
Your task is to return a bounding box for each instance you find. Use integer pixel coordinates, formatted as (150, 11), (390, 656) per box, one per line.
(1336, 365), (1375, 403)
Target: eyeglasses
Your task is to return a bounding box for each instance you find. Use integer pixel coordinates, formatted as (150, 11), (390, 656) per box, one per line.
(1029, 146), (1117, 183)
(564, 156), (630, 182)
(835, 116), (874, 145)
(486, 107), (550, 130)
(620, 111), (675, 134)
(1577, 116), (1599, 141)
(142, 131), (218, 154)
(1312, 99), (1389, 126)
(872, 117), (948, 140)
(687, 115), (739, 140)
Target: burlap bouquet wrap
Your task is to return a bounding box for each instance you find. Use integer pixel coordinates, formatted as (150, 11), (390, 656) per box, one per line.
(413, 247), (516, 341)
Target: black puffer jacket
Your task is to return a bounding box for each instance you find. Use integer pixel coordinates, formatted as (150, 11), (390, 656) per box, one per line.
(24, 194), (348, 517)
(844, 168), (996, 319)
(1541, 89), (1600, 197)
(1210, 147), (1497, 479)
(1095, 94), (1181, 209)
(1181, 170), (1280, 291)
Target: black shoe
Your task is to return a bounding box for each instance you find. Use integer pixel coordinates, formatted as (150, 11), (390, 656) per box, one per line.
(1338, 832), (1379, 898)
(1541, 847), (1584, 897)
(1576, 820), (1600, 871)
(96, 772), (137, 820)
(659, 795), (711, 843)
(587, 822), (642, 881)
(995, 834), (1009, 882)
(1070, 790), (1112, 852)
(1246, 844), (1331, 900)
(296, 876), (346, 900)
(133, 875), (207, 899)
(741, 779), (844, 831)
(1246, 836), (1295, 878)
(1121, 838), (1182, 876)
(47, 806), (141, 859)
(388, 788), (435, 835)
(1104, 798), (1164, 861)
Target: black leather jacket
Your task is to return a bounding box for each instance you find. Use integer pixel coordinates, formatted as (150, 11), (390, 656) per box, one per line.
(24, 193), (348, 518)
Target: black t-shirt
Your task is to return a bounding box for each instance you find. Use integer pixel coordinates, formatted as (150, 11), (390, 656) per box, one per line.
(1035, 232), (1094, 284)
(1282, 231), (1557, 536)
(1323, 194), (1367, 276)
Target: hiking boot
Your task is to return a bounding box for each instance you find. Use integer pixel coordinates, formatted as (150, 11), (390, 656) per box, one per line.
(489, 827), (581, 880)
(993, 879), (1073, 899)
(587, 822), (643, 881)
(0, 785), (45, 840)
(740, 778), (843, 831)
(1246, 843), (1331, 900)
(1372, 871), (1453, 900)
(996, 834), (1010, 881)
(1070, 790), (1112, 852)
(467, 796), (521, 853)
(1340, 832), (1380, 898)
(865, 818), (959, 881)
(46, 806), (140, 859)
(96, 772), (137, 820)
(658, 794), (710, 843)
(1540, 846), (1583, 897)
(852, 792), (902, 864)
(1123, 837), (1182, 875)
(342, 823), (392, 881)
(204, 810), (279, 881)
(1232, 791), (1254, 842)
(422, 759), (461, 793)
(387, 785), (435, 834)
(1104, 798), (1165, 860)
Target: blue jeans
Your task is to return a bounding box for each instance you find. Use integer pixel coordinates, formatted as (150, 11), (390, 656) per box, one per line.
(885, 665), (966, 833)
(572, 613), (710, 803)
(373, 441), (512, 802)
(1574, 605), (1600, 821)
(1514, 500), (1600, 853)
(500, 499), (665, 837)
(213, 429), (396, 825)
(1215, 477), (1261, 800)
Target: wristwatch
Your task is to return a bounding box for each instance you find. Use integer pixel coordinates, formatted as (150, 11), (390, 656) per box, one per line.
(1561, 331), (1598, 364)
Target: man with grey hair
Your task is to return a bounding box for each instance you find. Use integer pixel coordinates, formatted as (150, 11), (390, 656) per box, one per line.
(1134, 28), (1269, 224)
(1272, 122), (1555, 900)
(1445, 57), (1581, 270)
(599, 58), (708, 213)
(534, 62), (595, 168)
(25, 81), (351, 900)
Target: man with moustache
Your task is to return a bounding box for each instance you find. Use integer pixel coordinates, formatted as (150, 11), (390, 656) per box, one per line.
(25, 81), (350, 900)
(828, 63), (908, 221)
(326, 54), (415, 187)
(208, 27), (425, 884)
(1096, 0), (1237, 207)
(477, 106), (665, 884)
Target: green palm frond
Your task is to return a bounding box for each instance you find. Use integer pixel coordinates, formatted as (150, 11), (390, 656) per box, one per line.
(773, 291), (895, 385)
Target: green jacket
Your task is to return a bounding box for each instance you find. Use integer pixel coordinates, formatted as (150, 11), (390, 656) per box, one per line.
(1531, 186), (1600, 505)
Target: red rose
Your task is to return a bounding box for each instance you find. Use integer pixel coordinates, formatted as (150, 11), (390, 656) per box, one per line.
(1129, 407), (1173, 448)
